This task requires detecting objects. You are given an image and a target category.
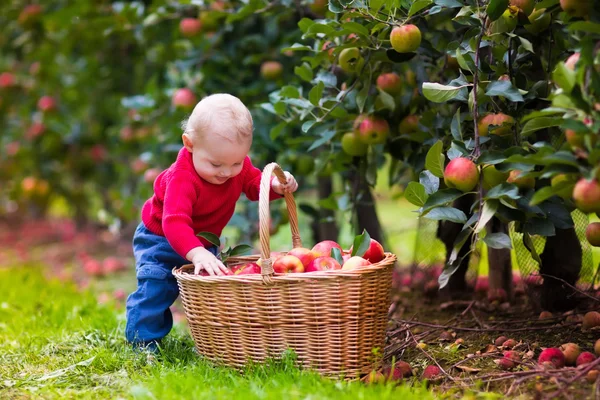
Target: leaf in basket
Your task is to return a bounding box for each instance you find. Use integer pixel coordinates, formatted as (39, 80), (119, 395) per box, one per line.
(330, 247), (344, 265)
(228, 244), (253, 257)
(351, 229), (371, 257)
(196, 231), (221, 247)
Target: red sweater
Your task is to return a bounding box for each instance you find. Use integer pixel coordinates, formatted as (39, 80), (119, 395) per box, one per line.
(142, 147), (280, 258)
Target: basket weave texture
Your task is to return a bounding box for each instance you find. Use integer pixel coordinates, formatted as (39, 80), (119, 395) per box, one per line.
(173, 163), (396, 378)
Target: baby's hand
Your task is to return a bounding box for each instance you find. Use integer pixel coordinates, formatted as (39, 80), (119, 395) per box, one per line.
(190, 247), (228, 276)
(272, 171), (299, 195)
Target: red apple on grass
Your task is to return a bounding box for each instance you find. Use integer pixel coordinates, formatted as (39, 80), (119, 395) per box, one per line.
(560, 343), (581, 366)
(341, 256), (371, 270)
(573, 179), (600, 214)
(390, 24), (422, 53)
(272, 255), (304, 273)
(576, 352), (596, 367)
(311, 240), (342, 258)
(305, 256), (341, 272)
(538, 348), (566, 368)
(287, 247), (318, 268)
(444, 157), (479, 192)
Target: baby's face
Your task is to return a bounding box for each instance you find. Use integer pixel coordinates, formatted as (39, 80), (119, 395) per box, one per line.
(187, 128), (250, 185)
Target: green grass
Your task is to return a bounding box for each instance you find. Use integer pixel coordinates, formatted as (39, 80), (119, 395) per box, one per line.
(0, 267), (434, 400)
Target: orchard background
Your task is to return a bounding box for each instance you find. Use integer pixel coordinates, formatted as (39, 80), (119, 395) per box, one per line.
(1, 0), (600, 398)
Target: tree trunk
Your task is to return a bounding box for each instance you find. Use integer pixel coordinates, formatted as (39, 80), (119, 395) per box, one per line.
(539, 227), (582, 311)
(310, 175), (339, 243)
(354, 178), (386, 247)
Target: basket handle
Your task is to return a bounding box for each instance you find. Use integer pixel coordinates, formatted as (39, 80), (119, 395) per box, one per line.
(258, 162), (302, 282)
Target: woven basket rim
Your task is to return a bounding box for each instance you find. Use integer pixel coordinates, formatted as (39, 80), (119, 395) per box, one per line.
(173, 252), (397, 283)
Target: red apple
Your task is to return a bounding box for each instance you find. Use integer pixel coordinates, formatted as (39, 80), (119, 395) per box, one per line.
(18, 4), (42, 26)
(357, 117), (389, 145)
(399, 115), (420, 134)
(0, 72), (16, 88)
(350, 238), (385, 263)
(421, 365), (442, 380)
(232, 262), (261, 275)
(444, 157), (479, 192)
(573, 179), (600, 213)
(376, 73), (402, 95)
(538, 348), (566, 368)
(510, 0), (535, 15)
(26, 122), (45, 140)
(311, 240), (342, 258)
(576, 352), (596, 367)
(260, 61), (283, 81)
(390, 24), (422, 53)
(272, 255), (304, 273)
(172, 88), (197, 109)
(89, 144), (107, 163)
(478, 113), (515, 136)
(341, 256), (371, 270)
(37, 96), (57, 113)
(287, 247), (317, 268)
(507, 170), (535, 189)
(585, 222), (600, 247)
(305, 256), (342, 272)
(179, 18), (202, 38)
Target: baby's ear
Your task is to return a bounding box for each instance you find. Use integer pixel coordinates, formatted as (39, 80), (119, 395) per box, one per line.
(182, 133), (194, 152)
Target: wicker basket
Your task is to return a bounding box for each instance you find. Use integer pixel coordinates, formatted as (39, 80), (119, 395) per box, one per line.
(173, 163), (396, 378)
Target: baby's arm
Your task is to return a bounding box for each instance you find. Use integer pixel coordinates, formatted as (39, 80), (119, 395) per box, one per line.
(162, 171), (227, 276)
(242, 157), (298, 200)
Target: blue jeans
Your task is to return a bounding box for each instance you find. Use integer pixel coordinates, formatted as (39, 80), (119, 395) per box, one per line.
(125, 222), (218, 345)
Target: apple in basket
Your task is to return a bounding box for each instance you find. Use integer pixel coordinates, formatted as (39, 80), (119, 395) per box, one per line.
(311, 240), (342, 258)
(350, 238), (385, 263)
(341, 256), (371, 271)
(273, 255), (305, 273)
(256, 252), (284, 267)
(286, 247), (318, 268)
(231, 263), (261, 275)
(305, 256), (342, 272)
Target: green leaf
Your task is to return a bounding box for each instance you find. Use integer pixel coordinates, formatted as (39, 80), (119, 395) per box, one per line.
(535, 0), (559, 9)
(270, 121), (286, 140)
(196, 232), (221, 247)
(438, 263), (461, 289)
(351, 229), (371, 257)
(280, 86), (300, 98)
(568, 21), (600, 34)
(342, 22), (370, 37)
(521, 117), (562, 137)
(419, 170), (440, 195)
(376, 89), (395, 111)
(356, 83), (369, 113)
(405, 182), (429, 207)
(456, 50), (474, 73)
(450, 109), (463, 140)
(331, 247), (344, 265)
(228, 244), (253, 257)
(486, 0), (509, 19)
(369, 0), (386, 11)
(307, 130), (336, 151)
(552, 62), (577, 93)
(475, 200), (499, 234)
(302, 120), (317, 133)
(281, 43), (313, 52)
(424, 207), (468, 224)
(328, 0), (344, 13)
(485, 81), (524, 102)
(294, 63), (314, 82)
(298, 18), (315, 33)
(485, 184), (521, 200)
(483, 233), (512, 249)
(529, 186), (556, 206)
(425, 140), (445, 178)
(434, 0), (463, 7)
(408, 0), (433, 16)
(422, 82), (467, 103)
(422, 189), (465, 213)
(519, 36), (534, 53)
(524, 217), (555, 236)
(309, 81), (324, 106)
(523, 232), (542, 265)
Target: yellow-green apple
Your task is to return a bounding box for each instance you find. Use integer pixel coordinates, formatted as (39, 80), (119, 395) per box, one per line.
(272, 255), (304, 273)
(179, 18), (202, 37)
(172, 88), (196, 109)
(565, 53), (580, 70)
(37, 96), (57, 113)
(305, 256), (342, 272)
(18, 4), (42, 26)
(260, 61), (283, 80)
(586, 222), (600, 246)
(510, 0), (535, 15)
(507, 170), (535, 189)
(376, 72), (402, 95)
(341, 256), (371, 270)
(524, 8), (551, 34)
(444, 157), (480, 192)
(350, 238), (385, 263)
(287, 247), (318, 268)
(560, 343), (582, 366)
(482, 165), (509, 190)
(232, 263), (261, 275)
(572, 178), (600, 213)
(357, 117), (390, 145)
(341, 132), (367, 156)
(144, 168), (161, 184)
(489, 8), (518, 34)
(560, 0), (591, 18)
(338, 48), (364, 74)
(311, 240), (342, 257)
(390, 24), (422, 53)
(399, 115), (420, 134)
(199, 11), (220, 32)
(478, 113), (515, 136)
(550, 174), (576, 199)
(0, 72), (16, 88)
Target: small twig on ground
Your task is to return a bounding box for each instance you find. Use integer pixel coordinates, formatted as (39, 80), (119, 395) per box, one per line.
(539, 273), (600, 302)
(393, 319), (580, 333)
(407, 330), (461, 384)
(470, 308), (487, 329)
(545, 357), (600, 399)
(460, 300), (476, 316)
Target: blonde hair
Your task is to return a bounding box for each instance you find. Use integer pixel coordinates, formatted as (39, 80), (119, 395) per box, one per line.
(182, 93), (253, 144)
